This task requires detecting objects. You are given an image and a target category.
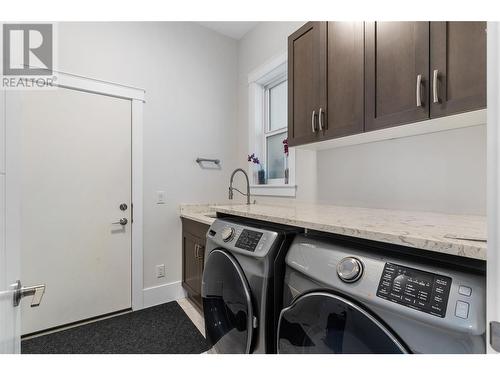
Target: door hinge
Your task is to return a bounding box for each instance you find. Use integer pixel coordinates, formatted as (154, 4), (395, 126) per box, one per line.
(131, 202), (134, 224)
(491, 321), (500, 353)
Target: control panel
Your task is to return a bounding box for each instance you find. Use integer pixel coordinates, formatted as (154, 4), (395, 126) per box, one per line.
(376, 263), (452, 318)
(235, 229), (263, 252)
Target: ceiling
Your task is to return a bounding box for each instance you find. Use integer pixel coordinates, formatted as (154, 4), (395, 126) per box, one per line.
(197, 22), (259, 40)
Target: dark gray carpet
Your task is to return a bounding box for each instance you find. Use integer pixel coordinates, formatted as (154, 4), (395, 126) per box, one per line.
(21, 302), (209, 354)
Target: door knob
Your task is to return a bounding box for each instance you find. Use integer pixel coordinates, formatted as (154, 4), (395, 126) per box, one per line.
(112, 218), (128, 225)
(13, 280), (46, 307)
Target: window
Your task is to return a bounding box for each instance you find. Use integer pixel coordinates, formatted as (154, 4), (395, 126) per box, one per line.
(247, 53), (296, 197)
(264, 78), (287, 183)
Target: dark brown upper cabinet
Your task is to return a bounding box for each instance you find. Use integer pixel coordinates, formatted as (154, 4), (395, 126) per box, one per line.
(324, 22), (364, 139)
(365, 22), (430, 131)
(288, 22), (364, 146)
(430, 22), (487, 118)
(288, 21), (487, 147)
(288, 22), (326, 147)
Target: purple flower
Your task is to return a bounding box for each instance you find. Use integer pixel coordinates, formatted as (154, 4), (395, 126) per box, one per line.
(247, 153), (260, 165)
(283, 138), (289, 156)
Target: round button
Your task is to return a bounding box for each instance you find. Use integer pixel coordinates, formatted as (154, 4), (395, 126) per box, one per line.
(337, 257), (363, 283)
(221, 227), (235, 242)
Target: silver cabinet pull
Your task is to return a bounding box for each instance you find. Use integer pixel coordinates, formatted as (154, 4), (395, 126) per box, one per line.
(416, 74), (423, 107)
(112, 218), (128, 225)
(311, 110), (316, 133)
(13, 280), (46, 307)
(318, 108), (324, 131)
(432, 69), (439, 103)
(194, 244), (203, 260)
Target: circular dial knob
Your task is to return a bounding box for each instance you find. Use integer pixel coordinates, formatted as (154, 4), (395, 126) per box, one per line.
(221, 227), (235, 242)
(337, 257), (363, 283)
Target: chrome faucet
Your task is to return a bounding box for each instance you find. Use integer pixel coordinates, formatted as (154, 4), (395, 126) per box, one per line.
(229, 168), (251, 205)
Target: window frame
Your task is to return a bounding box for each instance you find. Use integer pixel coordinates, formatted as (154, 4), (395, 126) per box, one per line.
(247, 52), (296, 197)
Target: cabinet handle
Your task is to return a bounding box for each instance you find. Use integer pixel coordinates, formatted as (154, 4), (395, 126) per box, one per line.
(432, 69), (439, 104)
(311, 110), (316, 133)
(318, 108), (324, 131)
(194, 244), (199, 259)
(416, 74), (423, 107)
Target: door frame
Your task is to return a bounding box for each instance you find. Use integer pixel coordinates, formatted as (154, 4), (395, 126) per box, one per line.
(487, 21), (500, 353)
(5, 70), (147, 322)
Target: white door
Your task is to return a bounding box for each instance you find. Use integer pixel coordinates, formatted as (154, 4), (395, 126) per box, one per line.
(13, 87), (132, 335)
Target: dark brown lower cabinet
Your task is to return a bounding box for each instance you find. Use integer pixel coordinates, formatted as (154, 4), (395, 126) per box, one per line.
(181, 218), (209, 311)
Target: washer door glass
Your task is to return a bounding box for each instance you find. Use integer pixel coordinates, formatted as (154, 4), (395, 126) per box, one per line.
(202, 249), (254, 353)
(277, 292), (408, 354)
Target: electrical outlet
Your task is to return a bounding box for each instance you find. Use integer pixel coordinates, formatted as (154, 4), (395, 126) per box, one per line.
(156, 264), (165, 278)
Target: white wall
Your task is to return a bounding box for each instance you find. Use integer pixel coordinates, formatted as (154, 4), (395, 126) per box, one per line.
(57, 22), (239, 292)
(237, 22), (487, 215)
(317, 125), (486, 214)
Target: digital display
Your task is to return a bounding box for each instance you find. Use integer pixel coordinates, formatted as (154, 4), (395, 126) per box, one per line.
(376, 263), (452, 318)
(235, 229), (263, 252)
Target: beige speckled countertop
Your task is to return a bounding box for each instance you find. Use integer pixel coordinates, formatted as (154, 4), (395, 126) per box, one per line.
(179, 204), (218, 225)
(212, 203), (487, 261)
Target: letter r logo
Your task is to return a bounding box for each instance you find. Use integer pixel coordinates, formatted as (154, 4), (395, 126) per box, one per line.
(3, 24), (53, 76)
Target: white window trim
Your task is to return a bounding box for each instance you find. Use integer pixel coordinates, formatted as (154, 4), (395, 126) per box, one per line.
(247, 52), (296, 197)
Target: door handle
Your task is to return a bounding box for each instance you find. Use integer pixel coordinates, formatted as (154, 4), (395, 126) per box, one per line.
(416, 74), (423, 107)
(13, 280), (46, 307)
(432, 69), (439, 103)
(311, 110), (317, 133)
(318, 107), (324, 131)
(112, 218), (128, 225)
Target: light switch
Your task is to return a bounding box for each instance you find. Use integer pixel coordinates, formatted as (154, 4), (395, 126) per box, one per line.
(156, 190), (166, 204)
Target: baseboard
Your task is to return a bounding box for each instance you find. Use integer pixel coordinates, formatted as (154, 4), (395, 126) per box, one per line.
(142, 281), (187, 309)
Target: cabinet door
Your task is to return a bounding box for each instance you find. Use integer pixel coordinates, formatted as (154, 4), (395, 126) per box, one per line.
(365, 22), (430, 131)
(288, 22), (326, 146)
(182, 232), (202, 304)
(324, 22), (364, 139)
(430, 22), (486, 117)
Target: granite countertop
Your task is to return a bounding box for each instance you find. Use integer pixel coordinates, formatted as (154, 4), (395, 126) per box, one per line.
(212, 203), (487, 261)
(179, 204), (218, 226)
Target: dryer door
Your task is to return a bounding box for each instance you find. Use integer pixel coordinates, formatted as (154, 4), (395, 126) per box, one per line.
(277, 292), (409, 354)
(202, 249), (254, 353)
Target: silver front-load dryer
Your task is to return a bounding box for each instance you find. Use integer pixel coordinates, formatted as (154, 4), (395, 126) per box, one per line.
(202, 217), (299, 354)
(277, 234), (486, 354)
